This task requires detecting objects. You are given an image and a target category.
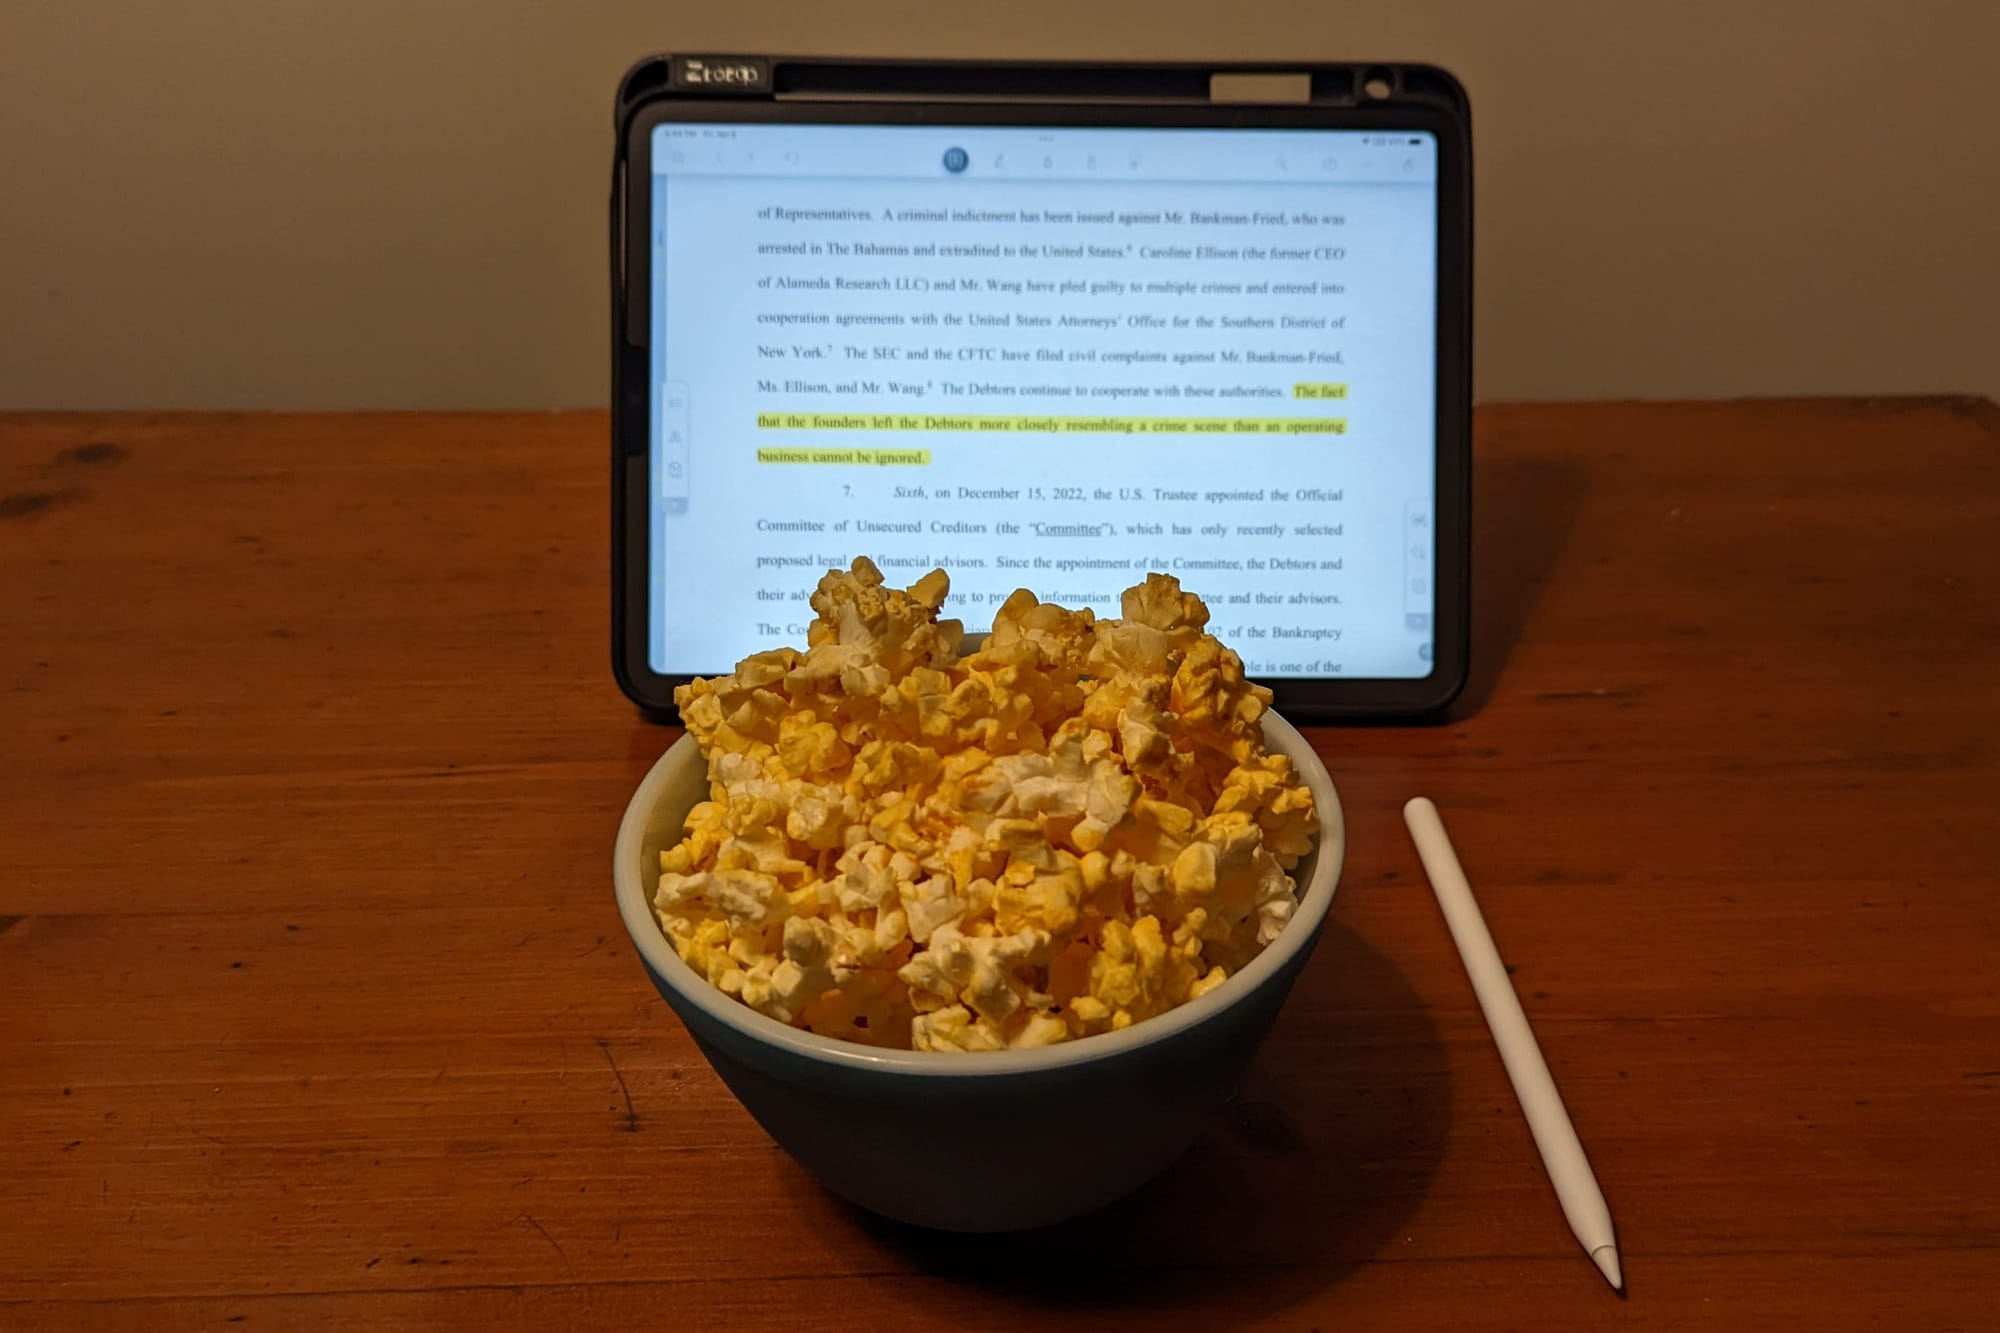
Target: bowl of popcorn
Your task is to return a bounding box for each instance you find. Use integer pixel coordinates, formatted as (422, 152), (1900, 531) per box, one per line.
(614, 559), (1343, 1231)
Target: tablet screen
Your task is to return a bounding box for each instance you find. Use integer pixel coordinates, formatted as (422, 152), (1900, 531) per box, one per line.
(647, 122), (1438, 679)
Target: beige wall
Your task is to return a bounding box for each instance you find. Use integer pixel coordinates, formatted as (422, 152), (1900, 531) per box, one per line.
(3, 0), (1995, 409)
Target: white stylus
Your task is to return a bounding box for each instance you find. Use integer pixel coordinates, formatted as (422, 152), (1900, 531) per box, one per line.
(1403, 797), (1624, 1292)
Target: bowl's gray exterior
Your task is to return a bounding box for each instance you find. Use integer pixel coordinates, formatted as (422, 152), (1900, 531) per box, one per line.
(618, 712), (1342, 1232)
(640, 925), (1320, 1231)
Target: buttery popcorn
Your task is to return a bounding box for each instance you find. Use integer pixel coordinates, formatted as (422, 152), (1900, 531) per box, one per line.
(654, 559), (1318, 1053)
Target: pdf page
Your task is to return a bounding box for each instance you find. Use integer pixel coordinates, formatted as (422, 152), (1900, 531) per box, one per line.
(652, 125), (1436, 678)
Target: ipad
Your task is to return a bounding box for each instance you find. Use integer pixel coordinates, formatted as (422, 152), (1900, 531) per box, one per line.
(613, 58), (1471, 722)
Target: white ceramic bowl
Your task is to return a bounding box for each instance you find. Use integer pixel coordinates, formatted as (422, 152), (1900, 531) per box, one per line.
(613, 710), (1344, 1231)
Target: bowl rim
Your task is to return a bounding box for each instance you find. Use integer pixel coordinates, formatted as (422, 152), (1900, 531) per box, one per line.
(613, 709), (1344, 1077)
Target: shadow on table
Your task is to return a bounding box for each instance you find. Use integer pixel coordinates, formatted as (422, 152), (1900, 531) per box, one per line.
(1453, 453), (1590, 718)
(848, 921), (1450, 1326)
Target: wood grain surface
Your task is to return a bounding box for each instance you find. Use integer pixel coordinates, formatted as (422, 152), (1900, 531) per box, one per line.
(3, 401), (1997, 1330)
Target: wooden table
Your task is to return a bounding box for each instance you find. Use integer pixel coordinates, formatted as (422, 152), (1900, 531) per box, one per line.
(4, 401), (1997, 1330)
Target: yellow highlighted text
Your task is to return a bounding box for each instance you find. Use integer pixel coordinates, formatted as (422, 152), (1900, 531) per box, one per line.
(755, 412), (1346, 436)
(756, 446), (932, 466)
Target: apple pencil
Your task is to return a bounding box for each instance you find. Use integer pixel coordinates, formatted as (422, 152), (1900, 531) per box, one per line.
(1402, 797), (1624, 1292)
